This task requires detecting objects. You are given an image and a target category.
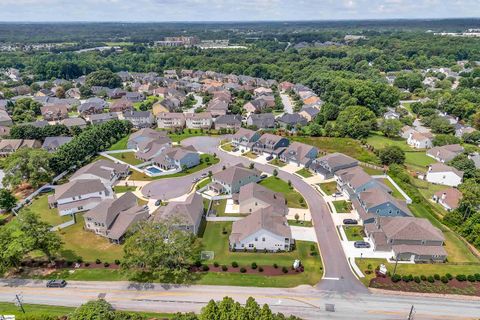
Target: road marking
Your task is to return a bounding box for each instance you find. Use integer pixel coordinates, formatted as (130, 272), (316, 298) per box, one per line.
(322, 277), (340, 280)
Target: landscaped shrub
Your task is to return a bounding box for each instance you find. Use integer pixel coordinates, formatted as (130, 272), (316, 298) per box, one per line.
(273, 263), (278, 269)
(114, 260), (120, 265)
(194, 260), (202, 268)
(427, 276), (435, 283)
(434, 274), (440, 280)
(213, 262), (219, 267)
(76, 258), (83, 264)
(402, 275), (410, 282)
(446, 273), (453, 280)
(66, 261), (74, 267)
(467, 275), (476, 282)
(253, 247), (257, 253)
(202, 265), (209, 272)
(232, 261), (238, 268)
(240, 267), (246, 273)
(441, 276), (449, 284)
(420, 275), (427, 281)
(475, 273), (480, 281)
(251, 262), (257, 270)
(85, 262), (90, 267)
(243, 247), (247, 252)
(104, 262), (110, 268)
(258, 267), (264, 272)
(95, 259), (101, 264)
(456, 274), (467, 282)
(221, 265), (228, 271)
(282, 267), (288, 274)
(414, 276), (420, 283)
(391, 274), (401, 283)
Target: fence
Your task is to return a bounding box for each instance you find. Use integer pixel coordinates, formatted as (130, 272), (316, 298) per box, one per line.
(50, 218), (76, 231)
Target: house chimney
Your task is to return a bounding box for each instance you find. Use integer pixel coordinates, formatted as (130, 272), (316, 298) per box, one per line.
(441, 192), (447, 200)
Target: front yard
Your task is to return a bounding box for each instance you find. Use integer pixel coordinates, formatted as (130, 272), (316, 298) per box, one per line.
(344, 226), (365, 241)
(332, 200), (352, 213)
(318, 181), (337, 195)
(243, 151), (258, 159)
(259, 176), (307, 208)
(113, 185), (137, 193)
(221, 142), (234, 152)
(295, 168), (313, 178)
(269, 158), (287, 167)
(109, 152), (143, 166)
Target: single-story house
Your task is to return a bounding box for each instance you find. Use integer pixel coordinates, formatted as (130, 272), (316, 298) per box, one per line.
(426, 163), (463, 187)
(426, 144), (464, 163)
(432, 188), (462, 211)
(0, 139), (41, 156)
(152, 146), (200, 171)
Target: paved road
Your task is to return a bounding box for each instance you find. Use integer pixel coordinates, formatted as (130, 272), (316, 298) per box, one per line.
(280, 93), (294, 114)
(1, 279), (478, 319)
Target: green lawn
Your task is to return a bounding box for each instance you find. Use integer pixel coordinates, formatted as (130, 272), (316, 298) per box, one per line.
(292, 136), (378, 164)
(221, 142), (234, 152)
(108, 135), (130, 151)
(109, 152), (143, 165)
(288, 219), (313, 227)
(356, 258), (480, 287)
(243, 151), (258, 159)
(380, 178), (405, 200)
(130, 154), (219, 181)
(196, 177), (211, 190)
(166, 129), (217, 143)
(344, 226), (365, 241)
(113, 185), (137, 193)
(360, 165), (384, 176)
(211, 199), (227, 216)
(57, 215), (124, 262)
(332, 200), (352, 213)
(296, 168), (313, 178)
(269, 158), (287, 167)
(318, 181), (337, 195)
(199, 222), (323, 287)
(259, 176), (307, 208)
(22, 193), (71, 226)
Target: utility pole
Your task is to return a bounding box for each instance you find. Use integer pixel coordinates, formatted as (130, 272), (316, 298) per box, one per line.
(407, 305), (415, 320)
(14, 294), (25, 314)
(392, 254), (399, 277)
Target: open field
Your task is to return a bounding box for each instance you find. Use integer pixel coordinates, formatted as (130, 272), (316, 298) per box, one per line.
(259, 176), (306, 208)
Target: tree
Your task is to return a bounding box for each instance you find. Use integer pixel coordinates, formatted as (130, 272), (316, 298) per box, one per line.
(378, 146), (405, 165)
(448, 154), (477, 179)
(11, 98), (42, 123)
(70, 299), (115, 320)
(463, 131), (480, 145)
(472, 110), (480, 130)
(336, 106), (376, 139)
(85, 70), (122, 89)
(55, 86), (65, 98)
(122, 218), (198, 282)
(0, 188), (16, 211)
(273, 169), (278, 177)
(393, 72), (423, 92)
(379, 119), (402, 138)
(3, 148), (53, 188)
(309, 123), (322, 137)
(432, 134), (461, 147)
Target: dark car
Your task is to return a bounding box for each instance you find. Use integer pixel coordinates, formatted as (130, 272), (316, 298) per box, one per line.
(259, 174), (268, 180)
(46, 279), (67, 288)
(354, 241), (371, 249)
(343, 219), (358, 225)
(266, 155), (274, 161)
(155, 199), (162, 206)
(39, 186), (54, 193)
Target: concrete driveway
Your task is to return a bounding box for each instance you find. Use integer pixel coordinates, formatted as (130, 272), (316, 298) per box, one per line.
(291, 226), (317, 242)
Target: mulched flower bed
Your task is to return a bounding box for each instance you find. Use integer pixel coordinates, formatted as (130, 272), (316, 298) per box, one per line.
(20, 260), (121, 270)
(370, 276), (480, 296)
(191, 264), (304, 276)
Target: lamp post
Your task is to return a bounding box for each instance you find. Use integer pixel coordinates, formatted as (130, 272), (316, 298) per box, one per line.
(392, 253), (399, 277)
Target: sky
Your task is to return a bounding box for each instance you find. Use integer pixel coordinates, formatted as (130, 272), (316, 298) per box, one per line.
(0, 0), (479, 22)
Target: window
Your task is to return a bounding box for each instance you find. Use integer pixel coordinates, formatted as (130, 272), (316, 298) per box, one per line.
(249, 244), (254, 248)
(262, 237), (265, 241)
(78, 195), (82, 199)
(78, 206), (83, 210)
(254, 237), (258, 241)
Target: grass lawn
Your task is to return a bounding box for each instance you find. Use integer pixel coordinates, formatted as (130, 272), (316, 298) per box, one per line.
(129, 154), (219, 181)
(199, 222), (323, 287)
(355, 258), (480, 287)
(318, 181), (337, 195)
(108, 135), (130, 151)
(332, 200), (352, 213)
(360, 164), (384, 176)
(57, 215), (124, 262)
(196, 177), (211, 190)
(221, 142), (234, 152)
(166, 129), (215, 143)
(259, 176), (307, 209)
(269, 158), (287, 167)
(288, 219), (313, 227)
(380, 178), (405, 200)
(109, 152), (143, 166)
(243, 151), (258, 159)
(344, 226), (365, 241)
(210, 199), (227, 216)
(296, 168), (313, 178)
(113, 185), (137, 193)
(22, 194), (71, 226)
(292, 136), (378, 164)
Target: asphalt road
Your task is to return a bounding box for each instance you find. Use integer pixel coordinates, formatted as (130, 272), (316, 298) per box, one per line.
(0, 279), (478, 319)
(280, 93), (294, 114)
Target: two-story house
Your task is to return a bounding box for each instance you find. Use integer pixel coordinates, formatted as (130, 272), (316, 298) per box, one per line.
(355, 187), (412, 223)
(309, 153), (359, 179)
(185, 112), (213, 129)
(252, 133), (289, 156)
(209, 163), (261, 195)
(231, 128), (261, 150)
(156, 112), (186, 130)
(278, 141), (318, 167)
(237, 183), (287, 215)
(152, 146), (200, 171)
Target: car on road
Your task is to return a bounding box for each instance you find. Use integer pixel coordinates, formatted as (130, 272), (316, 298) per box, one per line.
(232, 147), (239, 152)
(354, 241), (371, 249)
(200, 173), (208, 178)
(46, 279), (67, 288)
(155, 199), (162, 206)
(259, 174), (268, 180)
(266, 155), (274, 161)
(343, 219), (358, 225)
(192, 177), (200, 183)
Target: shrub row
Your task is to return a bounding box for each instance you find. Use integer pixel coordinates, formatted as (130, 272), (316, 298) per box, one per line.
(391, 273), (480, 284)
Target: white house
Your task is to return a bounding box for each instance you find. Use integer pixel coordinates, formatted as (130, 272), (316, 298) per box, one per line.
(426, 163), (463, 187)
(407, 131), (433, 149)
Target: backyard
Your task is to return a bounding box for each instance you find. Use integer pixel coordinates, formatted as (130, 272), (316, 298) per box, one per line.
(318, 181), (337, 195)
(108, 135), (130, 151)
(210, 199), (227, 216)
(379, 178), (405, 200)
(109, 152), (143, 166)
(21, 193), (72, 226)
(259, 176), (307, 208)
(344, 226), (365, 241)
(332, 200), (352, 213)
(295, 168), (313, 178)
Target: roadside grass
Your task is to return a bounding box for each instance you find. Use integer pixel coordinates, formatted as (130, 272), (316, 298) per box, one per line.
(291, 136), (378, 164)
(355, 258), (480, 287)
(57, 215), (124, 262)
(196, 177), (211, 190)
(129, 154), (219, 181)
(243, 151), (258, 159)
(288, 219), (313, 227)
(259, 176), (307, 209)
(113, 185), (137, 193)
(269, 158), (287, 167)
(21, 193), (71, 226)
(295, 168), (313, 178)
(108, 135), (130, 151)
(379, 178), (405, 200)
(109, 152), (143, 166)
(199, 221), (323, 287)
(344, 226), (365, 241)
(318, 181), (337, 195)
(332, 200), (352, 213)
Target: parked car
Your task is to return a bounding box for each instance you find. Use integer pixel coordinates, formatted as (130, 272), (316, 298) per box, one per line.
(232, 148), (239, 152)
(266, 155), (274, 161)
(46, 279), (67, 288)
(192, 177), (200, 183)
(39, 186), (54, 193)
(354, 241), (371, 249)
(259, 174), (268, 180)
(200, 173), (208, 178)
(155, 199), (162, 206)
(343, 219), (358, 225)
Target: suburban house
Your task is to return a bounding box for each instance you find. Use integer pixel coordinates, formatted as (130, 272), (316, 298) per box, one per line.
(209, 163), (261, 195)
(0, 109), (13, 126)
(426, 144), (464, 163)
(156, 112), (186, 130)
(78, 98), (107, 114)
(42, 136), (73, 152)
(237, 183), (287, 215)
(153, 192), (204, 235)
(276, 113), (308, 129)
(229, 206), (292, 252)
(61, 117), (87, 129)
(252, 133), (290, 156)
(48, 179), (114, 216)
(278, 141), (318, 167)
(383, 109), (400, 120)
(185, 112), (213, 129)
(432, 188), (462, 211)
(279, 81), (294, 92)
(214, 114), (242, 130)
(426, 163), (463, 187)
(355, 188), (412, 223)
(124, 92), (145, 103)
(70, 159), (129, 187)
(299, 107), (320, 122)
(152, 146), (200, 171)
(135, 136), (172, 162)
(127, 128), (169, 149)
(365, 217), (447, 262)
(207, 99), (229, 117)
(407, 131), (433, 149)
(0, 139), (41, 156)
(309, 153), (359, 179)
(110, 99), (134, 113)
(231, 128), (261, 150)
(122, 110), (155, 128)
(400, 125), (416, 139)
(40, 104), (68, 121)
(87, 113), (118, 125)
(246, 113), (275, 129)
(84, 192), (149, 243)
(335, 166), (391, 198)
(243, 96), (274, 114)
